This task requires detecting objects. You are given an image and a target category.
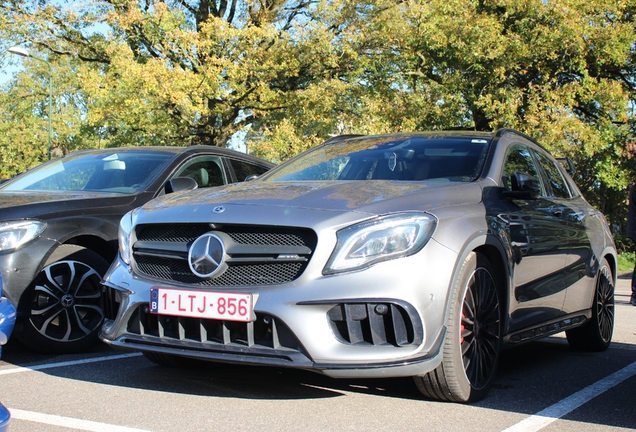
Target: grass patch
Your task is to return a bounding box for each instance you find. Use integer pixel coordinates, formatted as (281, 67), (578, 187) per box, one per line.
(618, 252), (635, 273)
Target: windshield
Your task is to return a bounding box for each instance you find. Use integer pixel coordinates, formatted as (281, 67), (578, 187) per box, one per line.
(264, 135), (491, 182)
(0, 150), (175, 194)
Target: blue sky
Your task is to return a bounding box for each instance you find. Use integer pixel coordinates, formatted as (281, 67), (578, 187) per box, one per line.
(1, 53), (24, 86)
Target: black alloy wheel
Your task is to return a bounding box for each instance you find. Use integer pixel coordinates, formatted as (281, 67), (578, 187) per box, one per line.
(566, 257), (614, 351)
(415, 252), (502, 402)
(461, 264), (502, 391)
(16, 245), (110, 354)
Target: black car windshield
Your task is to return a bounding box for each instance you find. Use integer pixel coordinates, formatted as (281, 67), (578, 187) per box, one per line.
(264, 135), (491, 182)
(0, 150), (175, 193)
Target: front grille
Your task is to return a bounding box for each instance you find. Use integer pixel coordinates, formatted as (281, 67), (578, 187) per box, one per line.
(132, 223), (317, 286)
(135, 256), (305, 286)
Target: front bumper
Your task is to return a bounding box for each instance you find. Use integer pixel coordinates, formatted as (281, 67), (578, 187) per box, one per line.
(101, 239), (458, 379)
(0, 297), (17, 358)
(0, 236), (57, 311)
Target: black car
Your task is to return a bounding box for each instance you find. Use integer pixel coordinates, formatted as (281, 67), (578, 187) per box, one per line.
(0, 145), (274, 353)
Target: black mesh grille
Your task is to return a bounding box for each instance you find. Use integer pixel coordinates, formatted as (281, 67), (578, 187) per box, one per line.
(136, 224), (316, 247)
(224, 226), (313, 246)
(132, 223), (317, 286)
(135, 256), (305, 286)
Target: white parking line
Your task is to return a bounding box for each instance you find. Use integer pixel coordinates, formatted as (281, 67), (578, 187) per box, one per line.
(9, 408), (152, 432)
(0, 352), (142, 375)
(502, 360), (636, 432)
(3, 352), (148, 430)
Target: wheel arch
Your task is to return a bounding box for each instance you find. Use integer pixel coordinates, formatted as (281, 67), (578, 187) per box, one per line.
(602, 251), (617, 285)
(474, 243), (508, 298)
(474, 242), (509, 326)
(64, 234), (117, 265)
(19, 233), (117, 308)
(443, 234), (510, 333)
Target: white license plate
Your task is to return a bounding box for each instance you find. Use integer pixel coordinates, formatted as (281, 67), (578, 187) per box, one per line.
(149, 287), (253, 322)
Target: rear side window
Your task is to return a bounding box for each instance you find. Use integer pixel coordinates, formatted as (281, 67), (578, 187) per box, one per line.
(230, 159), (268, 182)
(533, 151), (571, 199)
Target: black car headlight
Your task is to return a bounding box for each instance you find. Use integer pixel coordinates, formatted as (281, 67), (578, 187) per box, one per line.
(324, 213), (437, 274)
(0, 220), (46, 252)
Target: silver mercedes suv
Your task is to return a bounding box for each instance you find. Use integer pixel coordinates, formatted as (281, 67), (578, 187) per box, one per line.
(101, 129), (616, 402)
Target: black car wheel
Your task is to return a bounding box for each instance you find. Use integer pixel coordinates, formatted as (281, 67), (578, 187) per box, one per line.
(414, 252), (502, 402)
(566, 257), (614, 352)
(16, 245), (110, 354)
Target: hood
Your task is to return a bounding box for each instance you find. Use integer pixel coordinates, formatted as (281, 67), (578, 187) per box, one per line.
(142, 179), (483, 217)
(0, 190), (138, 219)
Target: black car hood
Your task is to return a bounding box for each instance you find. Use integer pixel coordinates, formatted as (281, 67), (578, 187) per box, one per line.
(0, 191), (138, 219)
(145, 180), (484, 215)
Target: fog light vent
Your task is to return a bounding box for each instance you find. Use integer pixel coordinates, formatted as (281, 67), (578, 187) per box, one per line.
(327, 302), (417, 347)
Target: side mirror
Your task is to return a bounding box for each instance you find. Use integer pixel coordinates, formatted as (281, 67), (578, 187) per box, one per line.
(164, 177), (198, 194)
(503, 172), (541, 200)
(244, 174), (260, 182)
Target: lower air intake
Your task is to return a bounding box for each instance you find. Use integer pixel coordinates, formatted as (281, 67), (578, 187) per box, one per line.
(327, 302), (420, 347)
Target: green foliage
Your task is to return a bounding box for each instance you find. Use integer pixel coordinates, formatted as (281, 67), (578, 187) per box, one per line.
(0, 0), (635, 233)
(618, 252), (635, 273)
(614, 234), (635, 254)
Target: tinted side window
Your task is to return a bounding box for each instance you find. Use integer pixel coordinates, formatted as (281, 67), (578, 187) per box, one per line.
(174, 156), (226, 188)
(534, 151), (571, 199)
(502, 144), (545, 195)
(230, 159), (267, 182)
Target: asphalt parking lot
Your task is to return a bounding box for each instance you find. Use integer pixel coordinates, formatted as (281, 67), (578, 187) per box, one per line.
(1, 275), (635, 432)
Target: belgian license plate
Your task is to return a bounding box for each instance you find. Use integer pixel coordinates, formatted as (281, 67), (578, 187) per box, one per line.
(149, 287), (253, 322)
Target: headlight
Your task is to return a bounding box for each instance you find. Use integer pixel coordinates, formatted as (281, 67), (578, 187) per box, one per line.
(324, 213), (437, 274)
(118, 210), (135, 265)
(0, 220), (46, 252)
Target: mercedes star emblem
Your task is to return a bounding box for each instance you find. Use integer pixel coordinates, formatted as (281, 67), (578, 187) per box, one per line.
(188, 233), (225, 278)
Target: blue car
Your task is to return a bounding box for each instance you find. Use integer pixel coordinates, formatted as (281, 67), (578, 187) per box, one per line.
(0, 272), (16, 432)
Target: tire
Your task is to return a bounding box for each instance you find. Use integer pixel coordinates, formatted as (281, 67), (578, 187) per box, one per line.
(414, 252), (502, 402)
(143, 351), (186, 367)
(566, 257), (614, 352)
(16, 245), (110, 354)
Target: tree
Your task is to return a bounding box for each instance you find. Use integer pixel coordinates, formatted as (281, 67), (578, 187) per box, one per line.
(252, 0), (636, 230)
(1, 0), (362, 151)
(1, 0), (635, 231)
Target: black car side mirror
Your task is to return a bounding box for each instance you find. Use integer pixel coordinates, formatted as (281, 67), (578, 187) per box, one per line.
(244, 174), (260, 182)
(503, 171), (541, 200)
(164, 177), (198, 194)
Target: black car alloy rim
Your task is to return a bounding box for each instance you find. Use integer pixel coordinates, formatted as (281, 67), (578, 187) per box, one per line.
(596, 266), (614, 343)
(461, 267), (501, 390)
(30, 260), (104, 342)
